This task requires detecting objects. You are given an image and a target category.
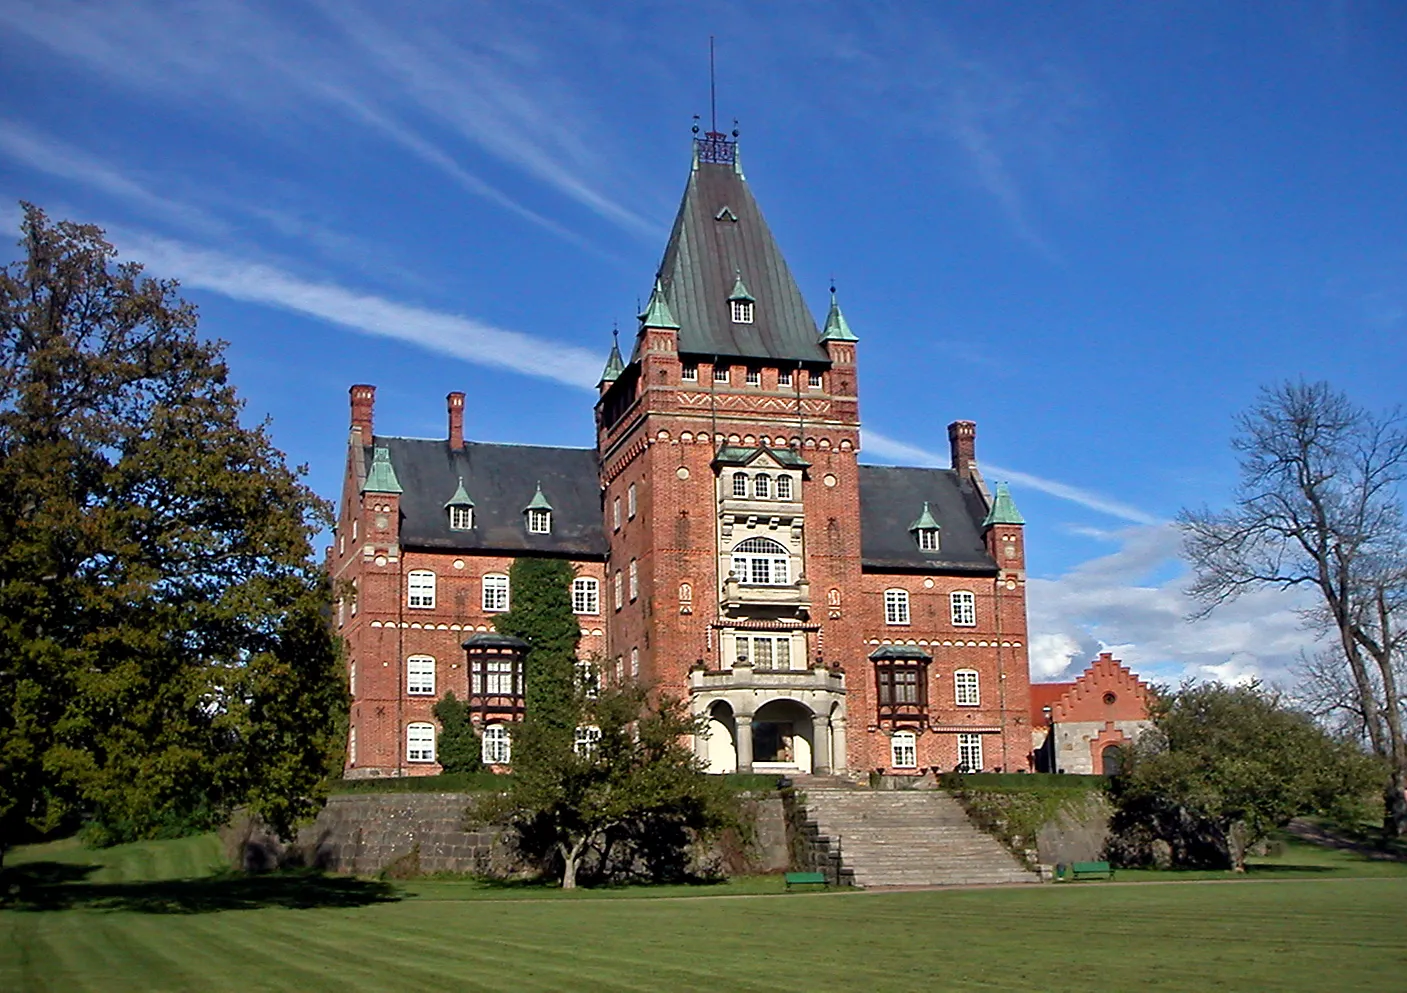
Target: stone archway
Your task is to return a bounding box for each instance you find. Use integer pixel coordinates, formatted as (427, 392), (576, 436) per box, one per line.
(1089, 722), (1131, 776)
(751, 699), (815, 773)
(1100, 744), (1125, 776)
(702, 700), (738, 774)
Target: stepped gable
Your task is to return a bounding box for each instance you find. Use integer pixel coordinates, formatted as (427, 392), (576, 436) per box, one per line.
(1048, 652), (1153, 724)
(370, 438), (607, 558)
(857, 465), (998, 572)
(650, 146), (830, 364)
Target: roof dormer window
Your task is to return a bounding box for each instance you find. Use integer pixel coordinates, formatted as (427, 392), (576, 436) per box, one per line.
(524, 482), (553, 535)
(728, 270), (755, 324)
(445, 476), (475, 531)
(908, 502), (941, 553)
(731, 300), (754, 324)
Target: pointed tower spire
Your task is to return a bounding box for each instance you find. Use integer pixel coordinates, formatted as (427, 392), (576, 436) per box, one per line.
(728, 268), (755, 303)
(599, 326), (625, 384)
(982, 482), (1026, 527)
(907, 501), (940, 533)
(638, 276), (680, 329)
(361, 447), (403, 494)
(444, 476), (474, 508)
(820, 284), (859, 342)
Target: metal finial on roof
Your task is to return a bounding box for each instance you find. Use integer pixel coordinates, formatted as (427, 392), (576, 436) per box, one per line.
(600, 327), (626, 384)
(444, 475), (474, 508)
(907, 501), (940, 533)
(524, 481), (553, 512)
(820, 283), (859, 343)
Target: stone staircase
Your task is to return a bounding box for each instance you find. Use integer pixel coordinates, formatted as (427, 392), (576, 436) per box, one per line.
(798, 786), (1039, 888)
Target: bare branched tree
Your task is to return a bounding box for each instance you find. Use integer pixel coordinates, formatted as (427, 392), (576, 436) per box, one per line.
(1179, 381), (1407, 835)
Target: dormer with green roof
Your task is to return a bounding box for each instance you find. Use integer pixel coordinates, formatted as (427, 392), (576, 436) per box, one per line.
(445, 476), (474, 531)
(908, 501), (941, 552)
(524, 482), (553, 535)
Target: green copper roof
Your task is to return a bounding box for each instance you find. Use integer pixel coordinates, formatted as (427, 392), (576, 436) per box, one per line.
(638, 276), (680, 330)
(982, 482), (1026, 527)
(728, 270), (755, 302)
(907, 502), (940, 532)
(600, 334), (625, 383)
(362, 446), (403, 494)
(819, 288), (859, 342)
(524, 482), (553, 512)
(712, 445), (811, 469)
(444, 476), (474, 508)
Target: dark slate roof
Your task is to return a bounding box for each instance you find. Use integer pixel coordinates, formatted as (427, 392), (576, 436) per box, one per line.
(858, 465), (998, 573)
(651, 148), (830, 365)
(372, 438), (607, 559)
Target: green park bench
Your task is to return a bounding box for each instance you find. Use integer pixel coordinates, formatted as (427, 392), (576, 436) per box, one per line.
(1065, 861), (1114, 881)
(784, 871), (829, 891)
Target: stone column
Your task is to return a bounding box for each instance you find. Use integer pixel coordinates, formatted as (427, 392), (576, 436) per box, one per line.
(811, 711), (832, 774)
(831, 713), (848, 773)
(735, 712), (754, 773)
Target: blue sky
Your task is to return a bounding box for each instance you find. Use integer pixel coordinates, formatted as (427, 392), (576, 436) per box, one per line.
(2, 1), (1403, 685)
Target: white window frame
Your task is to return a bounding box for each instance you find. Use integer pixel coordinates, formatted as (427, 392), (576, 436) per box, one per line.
(614, 570), (623, 611)
(527, 508), (551, 534)
(407, 570), (436, 609)
(731, 300), (754, 324)
(808, 370), (822, 388)
(884, 588), (911, 626)
(917, 528), (939, 552)
(957, 733), (983, 773)
(572, 577), (600, 615)
(630, 646), (639, 678)
(576, 659), (599, 698)
(627, 483), (637, 519)
(482, 724), (511, 765)
(739, 634), (795, 671)
(348, 725), (357, 766)
(753, 474), (771, 499)
(778, 369), (792, 386)
(732, 472), (749, 497)
(573, 725), (602, 757)
(449, 505), (473, 530)
(951, 590), (977, 627)
(483, 573), (510, 612)
(349, 660), (357, 697)
(406, 722), (436, 763)
(681, 363), (698, 382)
(775, 475), (793, 500)
(745, 368), (760, 386)
(629, 558), (638, 601)
(337, 597), (345, 627)
(407, 655), (436, 696)
(714, 364), (730, 383)
(891, 730), (917, 769)
(350, 578), (358, 615)
(954, 669), (980, 707)
(732, 537), (791, 586)
(613, 497), (621, 531)
(614, 656), (624, 683)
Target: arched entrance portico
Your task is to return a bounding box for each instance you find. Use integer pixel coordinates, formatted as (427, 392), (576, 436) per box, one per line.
(688, 665), (847, 774)
(702, 701), (738, 774)
(751, 699), (814, 774)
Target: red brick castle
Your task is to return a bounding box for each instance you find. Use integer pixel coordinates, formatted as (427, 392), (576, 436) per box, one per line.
(332, 127), (1035, 778)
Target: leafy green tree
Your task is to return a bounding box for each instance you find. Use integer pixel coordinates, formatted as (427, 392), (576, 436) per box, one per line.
(491, 558), (580, 727)
(432, 692), (482, 774)
(476, 686), (735, 889)
(1109, 682), (1381, 871)
(0, 204), (344, 861)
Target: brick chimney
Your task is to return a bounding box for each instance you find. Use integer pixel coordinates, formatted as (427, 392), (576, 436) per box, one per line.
(948, 420), (976, 478)
(350, 384), (375, 441)
(447, 391), (465, 451)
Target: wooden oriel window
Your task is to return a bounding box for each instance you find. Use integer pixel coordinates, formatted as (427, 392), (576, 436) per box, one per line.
(875, 659), (929, 721)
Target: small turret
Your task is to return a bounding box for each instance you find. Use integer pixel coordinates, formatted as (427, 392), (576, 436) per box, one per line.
(982, 482), (1025, 527)
(819, 287), (858, 343)
(638, 276), (680, 330)
(599, 329), (625, 387)
(361, 447), (403, 494)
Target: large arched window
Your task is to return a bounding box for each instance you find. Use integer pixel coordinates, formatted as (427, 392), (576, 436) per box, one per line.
(406, 723), (436, 763)
(884, 588), (910, 626)
(407, 570), (436, 609)
(891, 730), (917, 769)
(482, 724), (511, 765)
(407, 655), (436, 696)
(731, 537), (790, 586)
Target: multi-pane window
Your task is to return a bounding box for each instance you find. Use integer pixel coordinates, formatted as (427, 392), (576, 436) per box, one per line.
(714, 364), (730, 383)
(613, 497), (621, 530)
(732, 473), (749, 497)
(954, 669), (980, 706)
(740, 634), (794, 670)
(573, 725), (601, 757)
(916, 528), (939, 551)
(471, 657), (521, 696)
(482, 724), (511, 765)
(778, 369), (792, 386)
(808, 370), (822, 388)
(628, 559), (638, 601)
(884, 588), (911, 625)
(572, 577), (599, 615)
(950, 591), (977, 627)
(449, 506), (473, 530)
(753, 474), (770, 498)
(732, 537), (790, 585)
(407, 570), (436, 609)
(348, 725), (357, 766)
(745, 368), (760, 386)
(877, 665), (924, 708)
(630, 647), (639, 678)
(776, 475), (793, 500)
(337, 597), (345, 627)
(349, 660), (357, 697)
(614, 570), (623, 610)
(576, 659), (598, 698)
(957, 733), (983, 773)
(614, 656), (624, 683)
(351, 578), (358, 615)
(731, 300), (754, 324)
(406, 723), (436, 763)
(681, 363), (698, 381)
(483, 574), (510, 612)
(891, 731), (917, 769)
(627, 483), (637, 519)
(407, 655), (436, 696)
(527, 508), (551, 534)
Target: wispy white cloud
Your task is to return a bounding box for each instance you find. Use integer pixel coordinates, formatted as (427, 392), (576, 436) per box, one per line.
(121, 232), (603, 391)
(861, 428), (1163, 526)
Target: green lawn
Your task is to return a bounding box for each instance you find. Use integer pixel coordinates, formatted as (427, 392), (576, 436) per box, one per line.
(3, 833), (1406, 992)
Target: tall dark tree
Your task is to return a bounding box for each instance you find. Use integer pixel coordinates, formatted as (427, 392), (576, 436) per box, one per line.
(1179, 381), (1407, 835)
(492, 558), (581, 727)
(0, 204), (344, 859)
(432, 692), (482, 774)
